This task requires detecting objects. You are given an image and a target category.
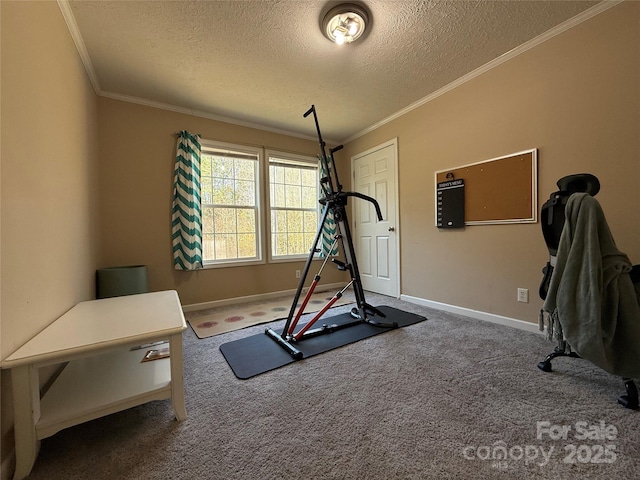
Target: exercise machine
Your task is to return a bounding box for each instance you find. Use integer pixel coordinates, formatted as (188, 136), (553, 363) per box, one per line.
(265, 105), (397, 359)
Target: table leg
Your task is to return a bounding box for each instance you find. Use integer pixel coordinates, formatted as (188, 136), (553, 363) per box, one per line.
(169, 333), (187, 421)
(11, 365), (41, 480)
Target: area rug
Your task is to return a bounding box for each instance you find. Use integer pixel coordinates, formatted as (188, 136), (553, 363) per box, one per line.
(185, 288), (355, 338)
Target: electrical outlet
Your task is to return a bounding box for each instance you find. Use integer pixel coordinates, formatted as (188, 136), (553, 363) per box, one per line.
(295, 270), (301, 279)
(517, 288), (529, 303)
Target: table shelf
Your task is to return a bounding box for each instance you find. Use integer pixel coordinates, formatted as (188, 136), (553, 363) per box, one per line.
(37, 345), (172, 439)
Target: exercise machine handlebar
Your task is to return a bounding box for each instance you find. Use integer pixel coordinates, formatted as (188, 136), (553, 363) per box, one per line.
(345, 192), (383, 221)
(319, 191), (383, 222)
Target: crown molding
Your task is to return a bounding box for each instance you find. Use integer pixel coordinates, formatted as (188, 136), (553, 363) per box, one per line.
(342, 0), (624, 144)
(57, 0), (101, 94)
(98, 91), (326, 143)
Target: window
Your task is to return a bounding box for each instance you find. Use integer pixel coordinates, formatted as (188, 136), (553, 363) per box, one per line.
(200, 141), (262, 265)
(267, 152), (319, 260)
(196, 141), (319, 267)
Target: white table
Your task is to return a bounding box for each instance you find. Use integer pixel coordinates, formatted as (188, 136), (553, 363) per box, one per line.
(1, 290), (187, 480)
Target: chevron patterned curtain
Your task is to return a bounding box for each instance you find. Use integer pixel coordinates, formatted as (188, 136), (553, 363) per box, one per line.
(172, 131), (203, 270)
(319, 155), (339, 257)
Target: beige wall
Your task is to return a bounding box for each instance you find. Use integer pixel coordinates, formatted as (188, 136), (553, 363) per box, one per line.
(1, 0), (638, 476)
(1, 0), (101, 471)
(97, 98), (347, 306)
(342, 1), (640, 324)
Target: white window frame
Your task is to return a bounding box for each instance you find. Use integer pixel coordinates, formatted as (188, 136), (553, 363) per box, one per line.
(266, 150), (321, 263)
(199, 139), (265, 268)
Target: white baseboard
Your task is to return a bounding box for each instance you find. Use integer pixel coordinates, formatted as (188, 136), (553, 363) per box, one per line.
(183, 288), (543, 335)
(400, 294), (542, 334)
(182, 282), (345, 312)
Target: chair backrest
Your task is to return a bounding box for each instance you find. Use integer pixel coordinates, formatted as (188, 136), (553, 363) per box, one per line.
(540, 173), (600, 256)
(539, 174), (600, 300)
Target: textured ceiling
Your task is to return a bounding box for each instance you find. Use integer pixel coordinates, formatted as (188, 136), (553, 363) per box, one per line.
(67, 0), (601, 142)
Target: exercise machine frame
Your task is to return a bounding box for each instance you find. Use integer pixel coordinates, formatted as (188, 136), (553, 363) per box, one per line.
(265, 105), (397, 359)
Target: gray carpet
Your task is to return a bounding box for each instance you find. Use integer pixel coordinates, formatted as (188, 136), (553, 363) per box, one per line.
(26, 294), (640, 479)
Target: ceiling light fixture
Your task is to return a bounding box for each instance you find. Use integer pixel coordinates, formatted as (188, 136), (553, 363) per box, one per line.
(322, 3), (369, 45)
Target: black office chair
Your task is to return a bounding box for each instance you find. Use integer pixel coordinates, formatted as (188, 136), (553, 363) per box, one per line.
(538, 174), (640, 409)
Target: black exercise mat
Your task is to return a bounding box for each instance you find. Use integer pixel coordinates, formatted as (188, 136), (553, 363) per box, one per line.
(219, 306), (426, 379)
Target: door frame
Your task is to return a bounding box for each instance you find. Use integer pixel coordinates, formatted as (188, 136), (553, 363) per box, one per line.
(350, 138), (401, 298)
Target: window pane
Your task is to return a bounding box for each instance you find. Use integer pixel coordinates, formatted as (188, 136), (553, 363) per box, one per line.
(201, 156), (212, 177)
(202, 207), (214, 233)
(212, 178), (234, 205)
(274, 165), (285, 184)
(237, 209), (255, 233)
(287, 210), (303, 233)
(235, 160), (255, 181)
(215, 233), (237, 259)
(304, 211), (317, 232)
(235, 180), (255, 206)
(301, 169), (317, 187)
(274, 184), (285, 208)
(212, 157), (234, 179)
(203, 233), (215, 259)
(288, 232), (304, 255)
(214, 208), (236, 233)
(301, 186), (317, 209)
(305, 233), (316, 250)
(237, 234), (256, 257)
(284, 167), (300, 185)
(201, 177), (213, 205)
(273, 210), (287, 233)
(285, 185), (301, 208)
(273, 233), (287, 256)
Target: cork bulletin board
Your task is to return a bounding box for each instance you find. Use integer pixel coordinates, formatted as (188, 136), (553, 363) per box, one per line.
(434, 149), (537, 225)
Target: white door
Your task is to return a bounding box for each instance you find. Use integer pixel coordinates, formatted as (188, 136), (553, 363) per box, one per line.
(352, 140), (399, 297)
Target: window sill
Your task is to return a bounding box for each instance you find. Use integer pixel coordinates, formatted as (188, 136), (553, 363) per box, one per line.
(201, 258), (266, 269)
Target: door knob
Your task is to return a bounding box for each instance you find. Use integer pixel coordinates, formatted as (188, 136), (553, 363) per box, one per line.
(388, 227), (395, 232)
